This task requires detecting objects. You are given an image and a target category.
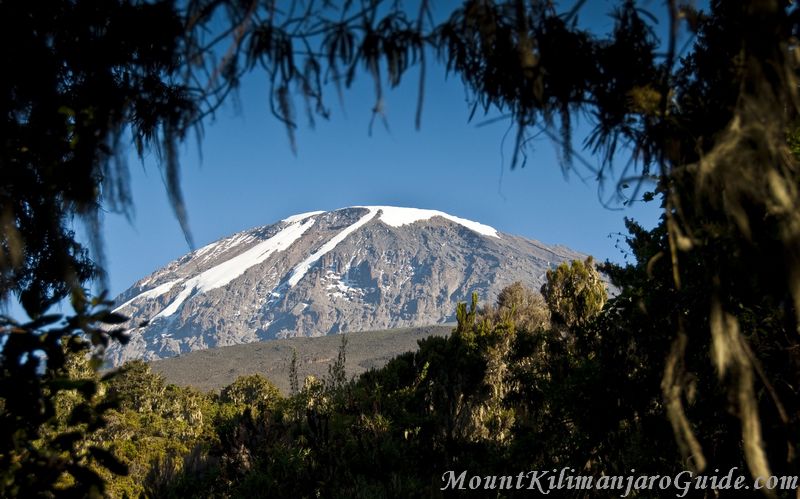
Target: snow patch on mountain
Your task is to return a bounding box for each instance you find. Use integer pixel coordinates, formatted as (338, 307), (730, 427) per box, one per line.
(113, 279), (180, 312)
(357, 206), (499, 238)
(323, 269), (365, 300)
(192, 232), (256, 263)
(155, 216), (318, 318)
(283, 210), (325, 223)
(286, 208), (377, 287)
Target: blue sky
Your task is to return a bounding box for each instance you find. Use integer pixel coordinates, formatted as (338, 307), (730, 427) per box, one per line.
(95, 0), (669, 299)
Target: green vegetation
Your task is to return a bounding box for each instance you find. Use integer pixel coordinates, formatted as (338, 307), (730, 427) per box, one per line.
(541, 257), (606, 329)
(35, 252), (769, 497)
(0, 299), (130, 496)
(220, 374), (281, 409)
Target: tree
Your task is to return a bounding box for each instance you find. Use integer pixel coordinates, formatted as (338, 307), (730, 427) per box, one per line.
(1, 0), (197, 316)
(481, 281), (550, 333)
(541, 257), (607, 329)
(220, 374), (282, 410)
(0, 303), (129, 497)
(1, 2), (194, 491)
(97, 361), (216, 497)
(105, 360), (167, 413)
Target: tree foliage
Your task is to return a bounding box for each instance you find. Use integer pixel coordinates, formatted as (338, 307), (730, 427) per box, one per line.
(17, 271), (788, 496)
(541, 257), (607, 328)
(1, 0), (196, 317)
(0, 298), (129, 496)
(220, 373), (282, 409)
(481, 280), (550, 332)
(87, 276), (671, 496)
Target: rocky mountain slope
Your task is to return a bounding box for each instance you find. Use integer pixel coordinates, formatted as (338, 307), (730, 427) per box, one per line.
(105, 206), (584, 366)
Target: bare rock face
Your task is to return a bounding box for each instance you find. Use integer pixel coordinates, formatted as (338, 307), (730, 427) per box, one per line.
(105, 206), (584, 366)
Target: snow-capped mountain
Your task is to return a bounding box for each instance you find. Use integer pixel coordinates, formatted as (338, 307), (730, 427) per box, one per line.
(105, 206), (585, 366)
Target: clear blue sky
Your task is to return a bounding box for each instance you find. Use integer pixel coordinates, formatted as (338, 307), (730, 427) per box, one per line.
(94, 0), (671, 299)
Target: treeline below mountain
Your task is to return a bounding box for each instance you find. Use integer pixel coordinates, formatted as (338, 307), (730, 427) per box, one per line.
(60, 260), (615, 497)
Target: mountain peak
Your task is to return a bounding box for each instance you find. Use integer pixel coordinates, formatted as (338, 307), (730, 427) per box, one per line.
(282, 206), (499, 238)
(106, 206), (583, 366)
(353, 206), (499, 238)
